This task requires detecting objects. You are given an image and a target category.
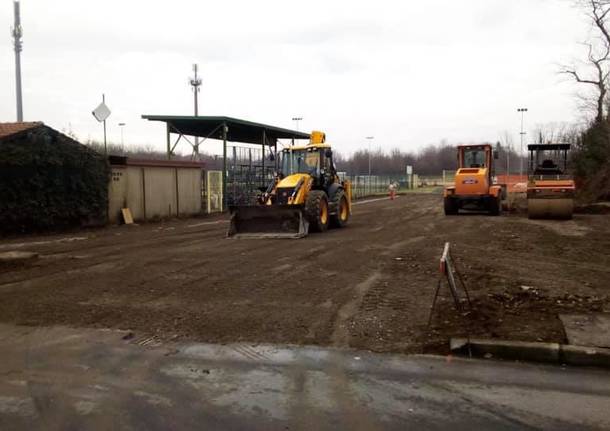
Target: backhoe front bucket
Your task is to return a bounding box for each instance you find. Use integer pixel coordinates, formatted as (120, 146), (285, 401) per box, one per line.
(228, 205), (309, 239)
(527, 198), (574, 219)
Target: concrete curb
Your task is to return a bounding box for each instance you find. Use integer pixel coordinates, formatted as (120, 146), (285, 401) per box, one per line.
(451, 338), (610, 368)
(561, 344), (610, 368)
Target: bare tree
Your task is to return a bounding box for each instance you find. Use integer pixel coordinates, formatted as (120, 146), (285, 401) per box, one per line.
(562, 2), (610, 199)
(560, 1), (610, 122)
(589, 0), (610, 45)
(497, 131), (520, 174)
(531, 122), (574, 144)
(561, 42), (610, 123)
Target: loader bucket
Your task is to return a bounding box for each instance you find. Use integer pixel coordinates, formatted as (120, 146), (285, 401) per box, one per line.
(527, 198), (573, 220)
(227, 205), (309, 239)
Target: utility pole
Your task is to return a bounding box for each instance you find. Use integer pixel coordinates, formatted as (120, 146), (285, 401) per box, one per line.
(292, 117), (302, 132)
(518, 108), (528, 179)
(12, 0), (23, 122)
(190, 64), (202, 159)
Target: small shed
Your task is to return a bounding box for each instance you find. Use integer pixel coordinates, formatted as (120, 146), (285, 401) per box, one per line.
(108, 156), (204, 223)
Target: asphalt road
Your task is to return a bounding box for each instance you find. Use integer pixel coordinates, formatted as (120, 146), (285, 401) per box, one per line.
(0, 324), (609, 431)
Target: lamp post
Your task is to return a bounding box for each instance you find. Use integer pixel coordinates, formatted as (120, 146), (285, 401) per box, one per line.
(292, 117), (302, 132)
(118, 122), (126, 146)
(506, 139), (510, 177)
(366, 136), (374, 194)
(517, 108), (528, 179)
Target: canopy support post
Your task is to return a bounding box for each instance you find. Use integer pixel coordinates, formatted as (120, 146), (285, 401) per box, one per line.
(262, 130), (266, 188)
(222, 123), (228, 212)
(166, 123), (171, 160)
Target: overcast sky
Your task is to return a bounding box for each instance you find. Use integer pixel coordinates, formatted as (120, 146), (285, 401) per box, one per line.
(0, 0), (594, 156)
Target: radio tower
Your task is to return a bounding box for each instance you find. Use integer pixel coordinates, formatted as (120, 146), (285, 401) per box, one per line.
(12, 1), (23, 122)
(189, 64), (202, 159)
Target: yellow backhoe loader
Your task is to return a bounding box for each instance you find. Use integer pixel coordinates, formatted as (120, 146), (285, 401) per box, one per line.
(228, 131), (352, 238)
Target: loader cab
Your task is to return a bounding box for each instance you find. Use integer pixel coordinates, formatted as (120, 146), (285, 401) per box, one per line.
(280, 145), (336, 186)
(457, 144), (495, 181)
(281, 147), (320, 177)
(458, 145), (492, 169)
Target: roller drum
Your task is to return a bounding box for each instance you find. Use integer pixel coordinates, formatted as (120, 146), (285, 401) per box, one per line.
(527, 198), (573, 219)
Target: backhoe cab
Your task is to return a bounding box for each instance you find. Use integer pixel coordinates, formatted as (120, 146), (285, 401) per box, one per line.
(443, 144), (505, 216)
(228, 131), (352, 238)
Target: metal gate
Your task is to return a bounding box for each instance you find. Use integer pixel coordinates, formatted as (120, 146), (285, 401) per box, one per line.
(206, 170), (223, 213)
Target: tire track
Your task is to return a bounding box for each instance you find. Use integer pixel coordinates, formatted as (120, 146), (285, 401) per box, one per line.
(331, 272), (382, 347)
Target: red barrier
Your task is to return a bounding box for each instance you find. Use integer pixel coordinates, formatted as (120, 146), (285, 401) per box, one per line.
(496, 174), (528, 193)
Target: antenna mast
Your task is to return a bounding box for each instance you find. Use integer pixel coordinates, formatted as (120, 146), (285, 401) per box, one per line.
(12, 1), (23, 122)
(189, 64), (202, 159)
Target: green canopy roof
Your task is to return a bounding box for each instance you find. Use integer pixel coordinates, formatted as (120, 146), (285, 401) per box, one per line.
(142, 115), (310, 145)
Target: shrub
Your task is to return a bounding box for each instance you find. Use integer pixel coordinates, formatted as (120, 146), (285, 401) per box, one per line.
(573, 121), (610, 201)
(0, 126), (110, 234)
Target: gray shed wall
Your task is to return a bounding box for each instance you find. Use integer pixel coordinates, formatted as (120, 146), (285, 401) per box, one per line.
(108, 165), (202, 223)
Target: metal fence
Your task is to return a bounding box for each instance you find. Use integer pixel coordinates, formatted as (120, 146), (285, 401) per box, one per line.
(340, 175), (406, 200)
(202, 171), (423, 214)
(226, 144), (274, 207)
(417, 170), (455, 188)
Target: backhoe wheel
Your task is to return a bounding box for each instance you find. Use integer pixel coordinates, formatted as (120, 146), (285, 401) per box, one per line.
(305, 190), (329, 232)
(489, 196), (502, 216)
(330, 190), (349, 228)
(444, 197), (458, 215)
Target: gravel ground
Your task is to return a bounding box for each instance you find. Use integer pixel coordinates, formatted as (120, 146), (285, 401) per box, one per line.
(1, 193), (609, 354)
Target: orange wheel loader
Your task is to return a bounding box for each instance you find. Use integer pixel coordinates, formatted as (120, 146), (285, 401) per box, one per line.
(443, 144), (506, 216)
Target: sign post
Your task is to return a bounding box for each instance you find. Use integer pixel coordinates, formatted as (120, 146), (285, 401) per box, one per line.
(406, 165), (413, 189)
(92, 94), (111, 155)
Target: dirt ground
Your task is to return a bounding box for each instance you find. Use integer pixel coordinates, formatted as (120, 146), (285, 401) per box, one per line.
(1, 193), (609, 355)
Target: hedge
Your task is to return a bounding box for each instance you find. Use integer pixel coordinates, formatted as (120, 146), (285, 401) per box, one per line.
(0, 126), (110, 234)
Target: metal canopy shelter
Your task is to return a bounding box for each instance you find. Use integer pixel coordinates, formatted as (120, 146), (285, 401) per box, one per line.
(142, 115), (310, 145)
(141, 115), (311, 211)
(527, 144), (571, 151)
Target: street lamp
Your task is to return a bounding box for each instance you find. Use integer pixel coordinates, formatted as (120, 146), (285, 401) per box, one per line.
(366, 136), (374, 194)
(292, 117), (303, 132)
(517, 108), (528, 179)
(118, 122), (126, 146)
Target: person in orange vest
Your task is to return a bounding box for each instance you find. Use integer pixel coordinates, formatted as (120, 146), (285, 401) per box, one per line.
(388, 181), (397, 200)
